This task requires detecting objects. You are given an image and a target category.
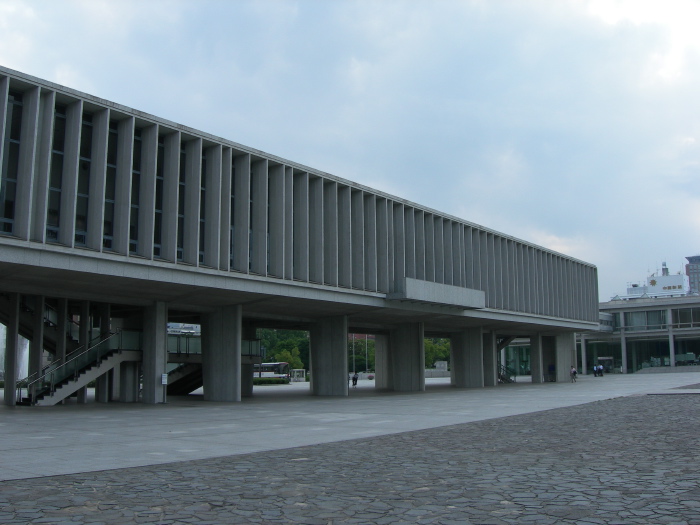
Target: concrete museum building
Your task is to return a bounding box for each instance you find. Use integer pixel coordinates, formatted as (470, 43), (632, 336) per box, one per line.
(0, 66), (599, 407)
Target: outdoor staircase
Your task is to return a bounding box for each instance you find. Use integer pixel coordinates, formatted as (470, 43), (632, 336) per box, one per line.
(31, 350), (141, 406)
(15, 329), (142, 406)
(498, 364), (517, 383)
(167, 363), (203, 395)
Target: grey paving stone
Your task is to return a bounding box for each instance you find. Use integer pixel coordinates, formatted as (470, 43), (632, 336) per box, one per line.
(3, 395), (700, 524)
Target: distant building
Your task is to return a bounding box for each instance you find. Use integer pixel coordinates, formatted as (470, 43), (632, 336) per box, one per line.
(576, 261), (700, 374)
(686, 255), (700, 295)
(612, 262), (690, 300)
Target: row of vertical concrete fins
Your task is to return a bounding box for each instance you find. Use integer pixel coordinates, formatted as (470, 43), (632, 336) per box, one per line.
(0, 69), (598, 322)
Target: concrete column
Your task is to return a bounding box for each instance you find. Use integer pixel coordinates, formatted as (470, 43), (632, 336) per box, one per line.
(201, 305), (242, 402)
(351, 190), (364, 289)
(86, 108), (109, 251)
(114, 116), (135, 255)
(555, 332), (576, 383)
(219, 147), (233, 271)
(580, 335), (587, 375)
(233, 153), (251, 272)
(483, 331), (498, 387)
(119, 361), (140, 402)
(292, 171), (309, 281)
(414, 210), (425, 281)
(251, 159), (268, 275)
(182, 138), (202, 265)
(434, 217), (444, 283)
(141, 301), (168, 404)
(389, 322), (424, 392)
(309, 315), (348, 396)
(29, 295), (45, 400)
(363, 194), (377, 291)
(283, 166), (294, 280)
(160, 131), (181, 262)
(668, 308), (675, 367)
(376, 199), (389, 292)
(374, 334), (391, 390)
(203, 144), (222, 268)
(77, 301), (90, 403)
(530, 333), (544, 383)
(96, 303), (112, 403)
(392, 204), (405, 290)
(138, 123), (158, 259)
(3, 293), (20, 405)
(325, 181), (339, 286)
(31, 90), (55, 243)
(268, 164), (285, 278)
(444, 220), (453, 285)
(14, 86), (39, 241)
(621, 334), (628, 374)
(450, 328), (483, 388)
(241, 321), (256, 398)
(403, 207), (415, 279)
(59, 100), (83, 247)
(308, 176), (324, 283)
(337, 185), (351, 288)
(56, 298), (68, 364)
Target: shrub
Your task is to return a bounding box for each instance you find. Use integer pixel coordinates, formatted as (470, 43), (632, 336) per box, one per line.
(253, 377), (290, 386)
(367, 374), (374, 380)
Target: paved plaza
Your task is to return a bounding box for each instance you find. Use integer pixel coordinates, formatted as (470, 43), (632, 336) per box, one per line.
(2, 374), (700, 524)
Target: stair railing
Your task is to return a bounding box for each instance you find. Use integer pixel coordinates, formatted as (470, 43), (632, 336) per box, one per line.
(498, 364), (517, 383)
(16, 330), (124, 403)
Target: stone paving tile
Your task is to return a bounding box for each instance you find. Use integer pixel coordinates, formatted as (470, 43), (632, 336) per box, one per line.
(3, 395), (700, 524)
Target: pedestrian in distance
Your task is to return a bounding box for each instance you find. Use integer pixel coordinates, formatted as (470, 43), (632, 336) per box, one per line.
(593, 365), (598, 377)
(598, 364), (604, 377)
(352, 372), (358, 387)
(570, 366), (577, 382)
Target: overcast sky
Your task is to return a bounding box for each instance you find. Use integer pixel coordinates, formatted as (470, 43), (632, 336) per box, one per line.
(1, 0), (698, 301)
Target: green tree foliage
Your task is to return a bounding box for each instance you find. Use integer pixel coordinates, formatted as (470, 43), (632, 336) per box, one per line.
(271, 347), (304, 370)
(424, 338), (450, 368)
(258, 329), (310, 369)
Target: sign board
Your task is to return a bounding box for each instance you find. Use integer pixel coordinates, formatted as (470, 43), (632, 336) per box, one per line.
(161, 373), (169, 385)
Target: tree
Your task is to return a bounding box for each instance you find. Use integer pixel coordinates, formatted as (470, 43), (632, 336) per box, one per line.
(271, 347), (304, 370)
(424, 338), (450, 368)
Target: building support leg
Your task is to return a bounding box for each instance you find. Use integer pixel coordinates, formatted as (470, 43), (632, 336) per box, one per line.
(309, 315), (348, 396)
(483, 331), (498, 387)
(3, 293), (20, 405)
(450, 328), (483, 388)
(202, 305), (242, 402)
(389, 322), (425, 392)
(530, 333), (544, 384)
(142, 301), (168, 404)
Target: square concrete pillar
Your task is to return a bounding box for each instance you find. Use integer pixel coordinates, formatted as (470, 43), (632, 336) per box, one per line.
(142, 301), (168, 404)
(389, 322), (425, 392)
(450, 328), (483, 388)
(309, 315), (348, 396)
(3, 293), (20, 405)
(483, 331), (498, 387)
(530, 333), (544, 383)
(119, 361), (140, 402)
(373, 334), (391, 390)
(202, 305), (242, 402)
(555, 332), (576, 383)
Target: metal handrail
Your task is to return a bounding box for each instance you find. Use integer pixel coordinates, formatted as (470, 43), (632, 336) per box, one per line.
(16, 330), (122, 403)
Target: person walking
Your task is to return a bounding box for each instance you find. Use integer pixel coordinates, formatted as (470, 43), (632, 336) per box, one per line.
(570, 366), (578, 382)
(352, 372), (359, 387)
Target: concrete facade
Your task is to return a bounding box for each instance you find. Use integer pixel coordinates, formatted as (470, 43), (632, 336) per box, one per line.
(0, 65), (600, 406)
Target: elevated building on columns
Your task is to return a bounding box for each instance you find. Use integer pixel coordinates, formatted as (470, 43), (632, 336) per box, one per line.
(0, 65), (599, 406)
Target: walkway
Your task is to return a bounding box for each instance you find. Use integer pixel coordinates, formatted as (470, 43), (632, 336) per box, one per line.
(1, 373), (699, 523)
